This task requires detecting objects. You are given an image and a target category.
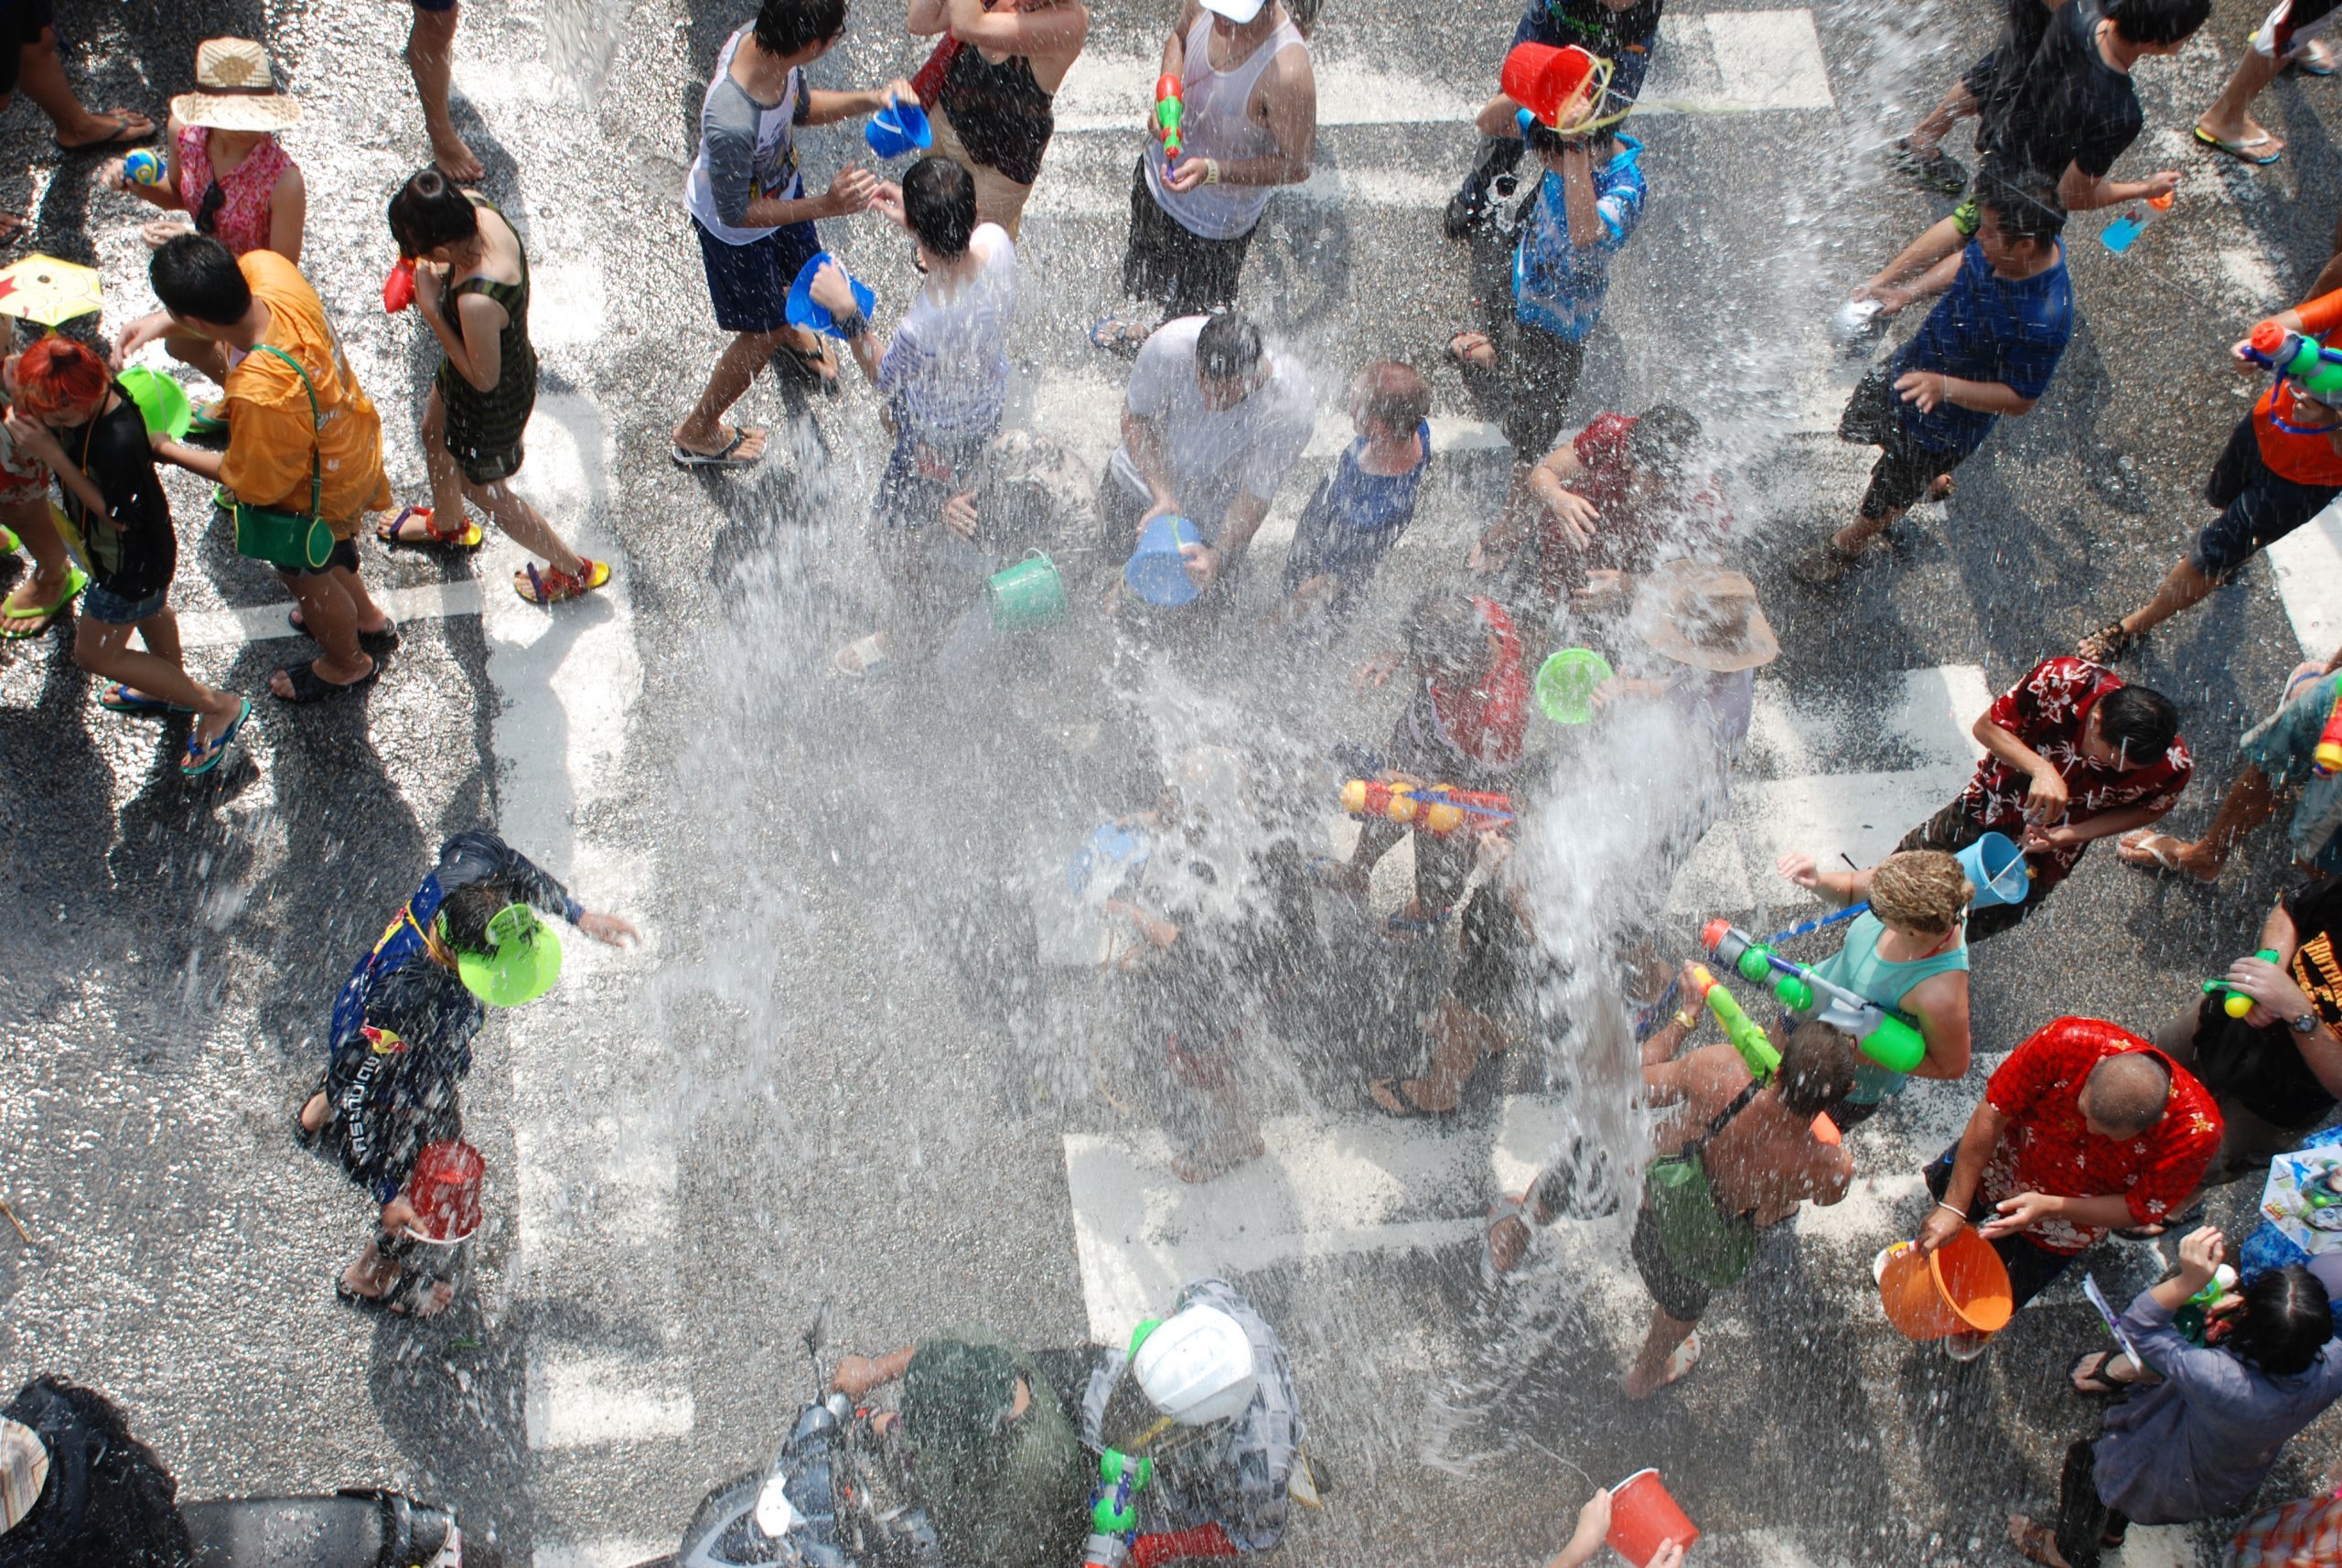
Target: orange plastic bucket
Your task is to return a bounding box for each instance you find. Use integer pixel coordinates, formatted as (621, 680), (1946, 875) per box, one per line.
(1500, 43), (1599, 128)
(1877, 1230), (2014, 1339)
(1606, 1469), (1699, 1566)
(403, 1139), (484, 1245)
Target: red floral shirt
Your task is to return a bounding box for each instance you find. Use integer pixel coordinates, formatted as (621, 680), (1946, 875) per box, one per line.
(1982, 1016), (2223, 1255)
(1959, 657), (2192, 876)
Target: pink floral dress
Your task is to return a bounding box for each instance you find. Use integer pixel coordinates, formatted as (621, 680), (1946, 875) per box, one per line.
(173, 124), (295, 257)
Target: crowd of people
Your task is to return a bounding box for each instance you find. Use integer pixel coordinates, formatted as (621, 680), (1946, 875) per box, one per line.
(9, 0), (2342, 1563)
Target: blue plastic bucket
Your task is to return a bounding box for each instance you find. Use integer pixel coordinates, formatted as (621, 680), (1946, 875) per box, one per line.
(1123, 515), (1202, 607)
(865, 101), (933, 159)
(1955, 831), (2030, 909)
(785, 252), (876, 338)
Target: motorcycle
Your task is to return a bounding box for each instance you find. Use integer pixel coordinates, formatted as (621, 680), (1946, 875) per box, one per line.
(182, 1486), (480, 1568)
(631, 1305), (940, 1568)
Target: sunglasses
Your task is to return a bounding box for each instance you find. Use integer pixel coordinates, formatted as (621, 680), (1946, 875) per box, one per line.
(193, 179), (227, 237)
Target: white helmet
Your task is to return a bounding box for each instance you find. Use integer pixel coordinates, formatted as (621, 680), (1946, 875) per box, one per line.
(1131, 1305), (1257, 1426)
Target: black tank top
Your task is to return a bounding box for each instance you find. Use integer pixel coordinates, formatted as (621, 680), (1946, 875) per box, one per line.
(1541, 0), (1662, 55)
(938, 43), (1055, 186)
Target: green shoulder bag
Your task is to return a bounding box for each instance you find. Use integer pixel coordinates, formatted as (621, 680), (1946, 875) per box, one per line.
(222, 343), (334, 572)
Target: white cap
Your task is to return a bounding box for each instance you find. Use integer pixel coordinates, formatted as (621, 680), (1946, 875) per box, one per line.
(1132, 1305), (1258, 1425)
(1200, 0), (1270, 23)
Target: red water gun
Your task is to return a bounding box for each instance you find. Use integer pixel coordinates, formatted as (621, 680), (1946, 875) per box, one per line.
(382, 255), (416, 313)
(1340, 779), (1514, 837)
(1155, 74), (1185, 162)
(2315, 684), (2342, 778)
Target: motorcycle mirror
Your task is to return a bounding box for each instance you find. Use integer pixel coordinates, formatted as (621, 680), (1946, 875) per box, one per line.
(803, 1300), (832, 1359)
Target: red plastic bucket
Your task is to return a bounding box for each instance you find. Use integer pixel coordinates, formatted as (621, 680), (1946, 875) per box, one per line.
(1607, 1469), (1699, 1566)
(1500, 42), (1599, 128)
(403, 1139), (484, 1245)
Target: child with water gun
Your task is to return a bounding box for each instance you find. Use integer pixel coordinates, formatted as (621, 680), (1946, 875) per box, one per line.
(1764, 849), (1974, 1129)
(2080, 282), (2342, 664)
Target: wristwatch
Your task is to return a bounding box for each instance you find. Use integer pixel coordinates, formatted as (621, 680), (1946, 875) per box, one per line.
(2292, 1010), (2322, 1036)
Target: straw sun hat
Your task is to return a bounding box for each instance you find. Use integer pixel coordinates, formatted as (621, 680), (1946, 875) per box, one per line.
(1629, 559), (1781, 674)
(169, 38), (302, 133)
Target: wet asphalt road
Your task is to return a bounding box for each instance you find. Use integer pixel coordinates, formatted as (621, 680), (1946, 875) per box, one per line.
(3, 0), (2341, 1563)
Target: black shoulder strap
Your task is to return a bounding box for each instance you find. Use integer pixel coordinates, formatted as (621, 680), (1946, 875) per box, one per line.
(1686, 1079), (1766, 1155)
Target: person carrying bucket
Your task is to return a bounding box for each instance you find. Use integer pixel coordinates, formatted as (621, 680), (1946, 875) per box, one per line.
(1893, 654), (2190, 944)
(295, 829), (639, 1316)
(1768, 849), (1976, 1131)
(811, 157), (1023, 675)
(1617, 996), (1859, 1399)
(1910, 1017), (2221, 1362)
(1542, 1487), (1687, 1568)
(1443, 6), (1656, 238)
(1078, 1278), (1305, 1564)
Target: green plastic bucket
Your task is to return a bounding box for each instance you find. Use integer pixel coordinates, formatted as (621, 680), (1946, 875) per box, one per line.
(1535, 647), (1614, 725)
(986, 551), (1066, 632)
(118, 367), (192, 439)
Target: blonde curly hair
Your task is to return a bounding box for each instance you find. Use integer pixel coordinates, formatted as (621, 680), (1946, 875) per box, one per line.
(1866, 850), (1971, 937)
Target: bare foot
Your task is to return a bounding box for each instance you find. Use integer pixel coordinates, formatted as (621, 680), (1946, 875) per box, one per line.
(2008, 1515), (2072, 1568)
(1486, 1198), (1531, 1274)
(340, 1260), (455, 1317)
(1171, 1133), (1265, 1184)
(299, 1091), (328, 1134)
(431, 132), (485, 186)
(2114, 829), (2218, 883)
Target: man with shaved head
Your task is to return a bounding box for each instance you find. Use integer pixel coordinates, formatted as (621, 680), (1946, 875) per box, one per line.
(1912, 1017), (2222, 1359)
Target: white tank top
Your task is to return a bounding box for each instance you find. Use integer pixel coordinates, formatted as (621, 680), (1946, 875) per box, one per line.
(1143, 10), (1309, 242)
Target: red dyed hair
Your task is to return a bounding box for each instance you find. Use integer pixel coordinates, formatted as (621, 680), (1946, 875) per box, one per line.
(15, 337), (109, 419)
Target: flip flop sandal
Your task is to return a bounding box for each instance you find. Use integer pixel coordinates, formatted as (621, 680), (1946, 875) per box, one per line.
(375, 504), (481, 551)
(1481, 1194), (1532, 1283)
(1365, 1077), (1456, 1120)
(179, 696), (252, 778)
(2291, 39), (2337, 73)
(100, 683), (192, 715)
(1089, 317), (1155, 357)
(272, 658), (379, 704)
(286, 607), (401, 651)
(0, 525), (16, 553)
(1446, 330), (1498, 371)
(2068, 1349), (2134, 1396)
(771, 337), (840, 396)
(513, 558), (610, 606)
(334, 1265), (444, 1318)
(1655, 1329), (1702, 1389)
(833, 633), (890, 675)
(186, 400), (228, 436)
(2194, 125), (2282, 166)
(671, 426), (765, 469)
(1, 566), (87, 638)
(55, 110), (156, 153)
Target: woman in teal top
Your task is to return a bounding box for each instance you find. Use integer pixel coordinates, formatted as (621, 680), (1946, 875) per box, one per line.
(1778, 849), (1974, 1126)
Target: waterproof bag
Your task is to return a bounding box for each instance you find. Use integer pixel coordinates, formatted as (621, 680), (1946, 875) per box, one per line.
(226, 344), (335, 571)
(1641, 1152), (1756, 1288)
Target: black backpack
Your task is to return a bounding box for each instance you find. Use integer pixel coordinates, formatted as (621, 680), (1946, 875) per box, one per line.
(0, 1377), (191, 1568)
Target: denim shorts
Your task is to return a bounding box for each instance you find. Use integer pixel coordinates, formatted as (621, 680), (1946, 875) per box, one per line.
(81, 578), (168, 626)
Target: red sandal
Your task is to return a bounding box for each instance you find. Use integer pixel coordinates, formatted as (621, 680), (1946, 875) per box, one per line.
(375, 505), (483, 551)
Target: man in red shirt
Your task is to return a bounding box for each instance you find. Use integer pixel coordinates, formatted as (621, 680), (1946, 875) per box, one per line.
(1899, 656), (2189, 940)
(2079, 287), (2342, 662)
(1468, 403), (1722, 640)
(1918, 1017), (2221, 1349)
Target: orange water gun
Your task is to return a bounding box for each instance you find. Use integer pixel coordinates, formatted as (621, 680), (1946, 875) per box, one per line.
(2314, 684), (2342, 779)
(1155, 74), (1185, 162)
(383, 256), (415, 313)
(1340, 779), (1513, 837)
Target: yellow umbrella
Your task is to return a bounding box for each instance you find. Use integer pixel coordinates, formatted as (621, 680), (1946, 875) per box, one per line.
(0, 253), (102, 328)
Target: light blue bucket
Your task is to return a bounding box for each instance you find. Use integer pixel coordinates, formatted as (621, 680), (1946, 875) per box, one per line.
(1123, 515), (1202, 606)
(1955, 831), (2030, 909)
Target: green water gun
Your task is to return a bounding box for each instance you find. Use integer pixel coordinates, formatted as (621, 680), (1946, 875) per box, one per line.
(1701, 920), (1927, 1075)
(1688, 963), (1779, 1083)
(2204, 949), (2283, 1020)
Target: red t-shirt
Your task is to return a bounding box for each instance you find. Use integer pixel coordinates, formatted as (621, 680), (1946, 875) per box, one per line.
(1525, 413), (1730, 605)
(1982, 1016), (2223, 1254)
(1959, 657), (2192, 877)
(1421, 596), (1530, 773)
